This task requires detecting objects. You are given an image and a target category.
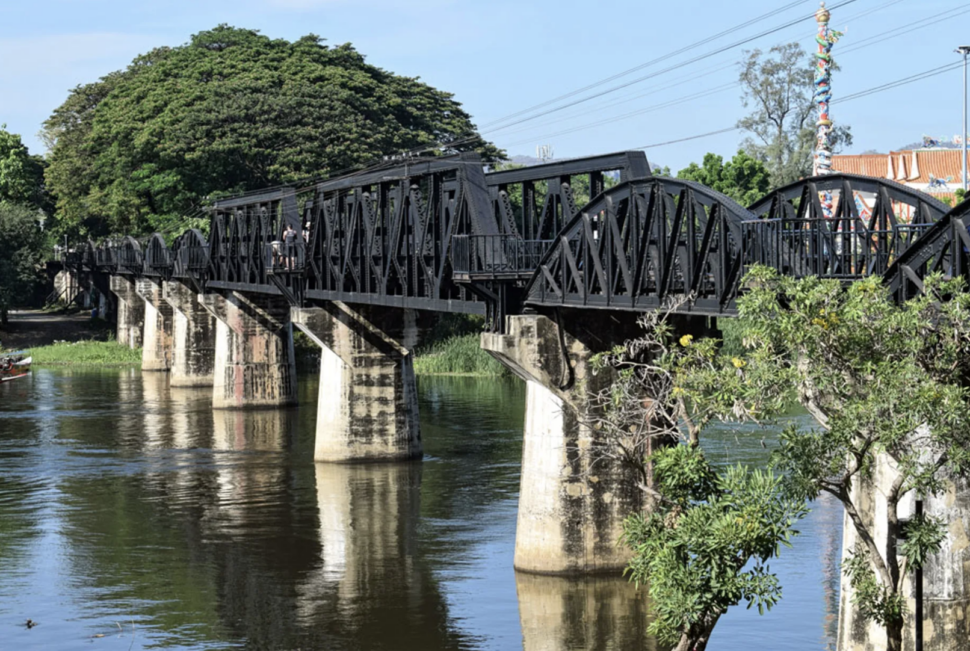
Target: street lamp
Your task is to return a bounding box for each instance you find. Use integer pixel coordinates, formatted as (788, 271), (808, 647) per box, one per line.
(957, 46), (970, 193)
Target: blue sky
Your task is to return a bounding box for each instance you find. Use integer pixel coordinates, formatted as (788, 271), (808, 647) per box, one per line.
(1, 0), (968, 171)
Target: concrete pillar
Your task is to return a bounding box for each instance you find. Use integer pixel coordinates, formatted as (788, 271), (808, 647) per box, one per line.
(291, 303), (421, 462)
(516, 573), (653, 651)
(162, 280), (216, 387)
(482, 314), (645, 575)
(135, 278), (174, 371)
(200, 291), (297, 409)
(109, 275), (144, 349)
(837, 453), (970, 651)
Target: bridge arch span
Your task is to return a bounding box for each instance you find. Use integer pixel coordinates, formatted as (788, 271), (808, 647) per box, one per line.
(522, 177), (754, 314)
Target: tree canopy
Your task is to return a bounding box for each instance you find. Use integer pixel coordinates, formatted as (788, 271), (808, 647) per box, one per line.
(0, 202), (44, 325)
(43, 25), (502, 238)
(0, 126), (47, 211)
(737, 43), (851, 187)
(676, 150), (771, 207)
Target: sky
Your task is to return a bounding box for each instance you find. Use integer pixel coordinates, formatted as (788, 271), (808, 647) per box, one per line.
(1, 0), (968, 172)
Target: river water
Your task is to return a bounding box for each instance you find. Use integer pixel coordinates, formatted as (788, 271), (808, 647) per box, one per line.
(0, 369), (842, 650)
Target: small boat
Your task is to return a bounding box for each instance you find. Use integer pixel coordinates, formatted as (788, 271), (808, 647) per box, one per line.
(0, 351), (31, 383)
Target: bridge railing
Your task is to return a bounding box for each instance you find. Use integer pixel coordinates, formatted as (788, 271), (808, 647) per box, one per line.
(451, 234), (554, 280)
(265, 241), (306, 275)
(741, 218), (933, 280)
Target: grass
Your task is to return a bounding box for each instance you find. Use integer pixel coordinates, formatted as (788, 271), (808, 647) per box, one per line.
(29, 340), (143, 366)
(413, 334), (510, 377)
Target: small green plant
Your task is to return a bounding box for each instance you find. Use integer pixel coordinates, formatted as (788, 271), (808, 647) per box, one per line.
(30, 340), (142, 366)
(413, 334), (509, 376)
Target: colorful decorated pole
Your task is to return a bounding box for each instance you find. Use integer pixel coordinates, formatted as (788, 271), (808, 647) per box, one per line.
(813, 2), (842, 178)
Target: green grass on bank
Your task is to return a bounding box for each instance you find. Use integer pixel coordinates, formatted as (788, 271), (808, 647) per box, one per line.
(30, 340), (143, 366)
(413, 334), (509, 377)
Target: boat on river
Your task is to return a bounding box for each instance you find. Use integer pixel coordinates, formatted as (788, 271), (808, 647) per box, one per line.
(0, 351), (31, 382)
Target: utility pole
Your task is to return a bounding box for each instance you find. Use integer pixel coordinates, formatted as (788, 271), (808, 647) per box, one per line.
(958, 46), (970, 193)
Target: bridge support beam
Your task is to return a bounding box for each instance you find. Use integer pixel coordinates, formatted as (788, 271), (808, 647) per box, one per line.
(482, 314), (644, 575)
(135, 278), (174, 371)
(201, 291), (297, 409)
(291, 303), (422, 463)
(109, 276), (144, 349)
(163, 280), (216, 387)
(837, 454), (970, 651)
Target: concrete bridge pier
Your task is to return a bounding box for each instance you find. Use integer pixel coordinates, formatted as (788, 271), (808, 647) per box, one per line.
(837, 455), (970, 651)
(291, 303), (422, 463)
(135, 278), (174, 371)
(482, 313), (645, 575)
(109, 276), (144, 349)
(200, 291), (297, 409)
(163, 280), (216, 387)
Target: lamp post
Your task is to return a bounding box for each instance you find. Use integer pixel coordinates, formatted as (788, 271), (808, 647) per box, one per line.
(957, 46), (970, 193)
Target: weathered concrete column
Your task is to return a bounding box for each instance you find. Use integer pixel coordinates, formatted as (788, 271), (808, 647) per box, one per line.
(291, 302), (421, 462)
(162, 280), (216, 387)
(482, 314), (644, 575)
(837, 454), (970, 651)
(200, 291), (297, 409)
(109, 275), (144, 349)
(135, 278), (174, 371)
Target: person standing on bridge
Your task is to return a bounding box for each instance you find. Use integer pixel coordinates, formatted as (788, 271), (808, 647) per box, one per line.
(283, 223), (298, 270)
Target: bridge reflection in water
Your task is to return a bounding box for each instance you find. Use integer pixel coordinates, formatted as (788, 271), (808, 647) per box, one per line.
(1, 368), (695, 650)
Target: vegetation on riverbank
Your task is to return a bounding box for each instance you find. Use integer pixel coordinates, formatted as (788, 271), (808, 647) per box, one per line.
(414, 334), (509, 377)
(29, 340), (142, 366)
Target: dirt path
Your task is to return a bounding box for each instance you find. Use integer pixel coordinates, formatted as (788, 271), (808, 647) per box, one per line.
(0, 310), (106, 350)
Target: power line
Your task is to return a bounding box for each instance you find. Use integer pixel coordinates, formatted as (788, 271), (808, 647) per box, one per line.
(479, 0), (860, 135)
(481, 0), (808, 129)
(634, 58), (964, 151)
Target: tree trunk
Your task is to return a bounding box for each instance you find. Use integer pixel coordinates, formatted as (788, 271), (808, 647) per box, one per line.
(0, 306), (7, 327)
(674, 613), (721, 651)
(886, 618), (903, 651)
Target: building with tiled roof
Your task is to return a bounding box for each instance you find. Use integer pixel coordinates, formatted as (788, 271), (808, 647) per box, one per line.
(832, 149), (969, 206)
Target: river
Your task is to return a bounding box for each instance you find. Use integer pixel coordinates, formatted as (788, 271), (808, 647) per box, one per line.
(0, 369), (842, 650)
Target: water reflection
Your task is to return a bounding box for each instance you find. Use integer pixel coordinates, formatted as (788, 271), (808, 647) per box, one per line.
(516, 573), (655, 651)
(0, 369), (842, 650)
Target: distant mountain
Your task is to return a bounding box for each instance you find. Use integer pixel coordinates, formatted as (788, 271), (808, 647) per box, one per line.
(897, 140), (963, 151)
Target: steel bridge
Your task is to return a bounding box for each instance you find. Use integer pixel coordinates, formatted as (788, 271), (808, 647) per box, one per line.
(55, 149), (970, 577)
(63, 150), (962, 330)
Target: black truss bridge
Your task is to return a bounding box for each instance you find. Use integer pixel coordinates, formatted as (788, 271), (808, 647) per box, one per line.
(64, 151), (965, 330)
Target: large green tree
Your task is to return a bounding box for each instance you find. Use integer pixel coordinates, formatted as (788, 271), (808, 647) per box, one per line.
(0, 202), (44, 326)
(44, 25), (502, 237)
(737, 43), (852, 187)
(676, 150), (771, 206)
(0, 126), (47, 211)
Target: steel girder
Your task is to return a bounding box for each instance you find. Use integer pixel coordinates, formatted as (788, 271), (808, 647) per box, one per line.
(884, 198), (970, 302)
(522, 178), (753, 315)
(745, 173), (949, 281)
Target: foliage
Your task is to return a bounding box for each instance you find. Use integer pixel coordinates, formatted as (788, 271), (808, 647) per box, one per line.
(413, 334), (509, 376)
(737, 43), (852, 187)
(0, 202), (44, 325)
(676, 150), (771, 207)
(588, 305), (805, 651)
(0, 126), (47, 212)
(30, 339), (143, 366)
(624, 445), (806, 649)
(725, 267), (970, 650)
(43, 25), (503, 238)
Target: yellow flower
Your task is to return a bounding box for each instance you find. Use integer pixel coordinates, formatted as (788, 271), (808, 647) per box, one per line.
(679, 334), (694, 347)
(731, 357), (746, 369)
